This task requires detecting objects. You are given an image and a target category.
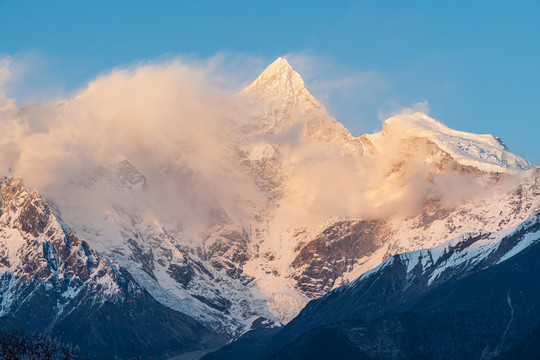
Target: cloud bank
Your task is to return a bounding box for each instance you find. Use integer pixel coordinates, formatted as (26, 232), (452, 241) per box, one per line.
(0, 55), (519, 239)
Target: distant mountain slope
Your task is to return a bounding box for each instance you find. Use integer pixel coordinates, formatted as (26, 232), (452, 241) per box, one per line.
(0, 176), (220, 359)
(228, 212), (540, 359)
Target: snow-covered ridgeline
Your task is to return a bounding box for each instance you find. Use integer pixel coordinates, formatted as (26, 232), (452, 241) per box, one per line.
(364, 112), (532, 173)
(0, 176), (143, 315)
(349, 211), (540, 290)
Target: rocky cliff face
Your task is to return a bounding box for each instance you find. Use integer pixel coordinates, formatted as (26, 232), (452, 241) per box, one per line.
(290, 220), (390, 297)
(0, 177), (218, 359)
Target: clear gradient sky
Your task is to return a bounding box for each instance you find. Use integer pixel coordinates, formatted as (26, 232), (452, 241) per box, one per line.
(1, 1), (539, 163)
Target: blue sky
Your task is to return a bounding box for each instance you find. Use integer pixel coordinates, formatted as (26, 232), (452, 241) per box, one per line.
(1, 1), (539, 162)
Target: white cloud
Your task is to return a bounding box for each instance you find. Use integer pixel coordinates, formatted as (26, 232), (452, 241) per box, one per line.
(0, 54), (511, 236)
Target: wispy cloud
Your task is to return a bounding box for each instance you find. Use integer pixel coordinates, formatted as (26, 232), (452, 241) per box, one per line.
(0, 51), (71, 104)
(377, 100), (430, 121)
(283, 51), (392, 134)
(0, 57), (11, 87)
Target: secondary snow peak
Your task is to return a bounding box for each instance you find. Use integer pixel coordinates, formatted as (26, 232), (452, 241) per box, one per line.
(366, 112), (533, 173)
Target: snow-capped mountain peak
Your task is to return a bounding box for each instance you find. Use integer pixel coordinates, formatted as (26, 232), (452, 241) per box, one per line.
(244, 57), (319, 110)
(239, 57), (357, 146)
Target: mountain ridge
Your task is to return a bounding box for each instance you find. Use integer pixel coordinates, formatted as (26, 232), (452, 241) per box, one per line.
(0, 176), (221, 359)
(1, 58), (539, 353)
(363, 112), (532, 173)
(203, 209), (540, 360)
